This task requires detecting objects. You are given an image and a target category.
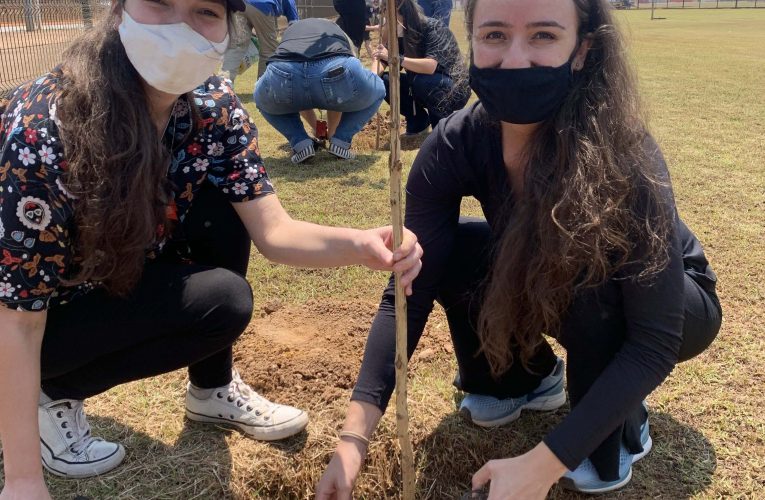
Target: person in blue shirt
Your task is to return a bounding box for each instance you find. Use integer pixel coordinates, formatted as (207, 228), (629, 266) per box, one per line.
(222, 0), (299, 81)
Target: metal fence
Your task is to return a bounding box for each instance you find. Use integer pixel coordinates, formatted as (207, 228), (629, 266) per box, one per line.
(3, 0), (762, 97)
(296, 0), (337, 19)
(0, 0), (112, 96)
(617, 0), (762, 8)
(0, 0), (338, 97)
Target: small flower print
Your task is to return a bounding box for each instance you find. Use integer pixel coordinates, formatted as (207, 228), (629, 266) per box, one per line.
(173, 100), (190, 117)
(0, 282), (16, 298)
(18, 147), (37, 166)
(38, 145), (56, 165)
(207, 142), (224, 156)
(24, 128), (38, 144)
(193, 158), (209, 171)
(244, 166), (259, 181)
(187, 143), (202, 155)
(232, 182), (248, 195)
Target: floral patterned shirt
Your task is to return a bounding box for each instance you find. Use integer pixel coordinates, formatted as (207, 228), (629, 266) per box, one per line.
(0, 71), (274, 312)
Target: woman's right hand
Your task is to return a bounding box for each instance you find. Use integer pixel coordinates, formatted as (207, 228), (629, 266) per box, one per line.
(315, 438), (367, 500)
(0, 478), (53, 500)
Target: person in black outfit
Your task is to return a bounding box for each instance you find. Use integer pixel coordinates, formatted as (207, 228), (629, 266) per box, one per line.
(371, 0), (469, 135)
(315, 0), (721, 498)
(334, 0), (367, 52)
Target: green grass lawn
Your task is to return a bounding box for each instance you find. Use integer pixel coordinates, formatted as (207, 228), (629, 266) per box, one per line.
(11, 7), (765, 499)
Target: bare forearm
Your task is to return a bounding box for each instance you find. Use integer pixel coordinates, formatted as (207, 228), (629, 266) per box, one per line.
(234, 195), (422, 286)
(300, 109), (318, 134)
(0, 310), (47, 486)
(327, 110), (341, 138)
(259, 218), (367, 268)
(343, 400), (383, 438)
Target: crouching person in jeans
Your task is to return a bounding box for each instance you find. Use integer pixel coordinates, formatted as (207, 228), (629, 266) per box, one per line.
(254, 18), (385, 164)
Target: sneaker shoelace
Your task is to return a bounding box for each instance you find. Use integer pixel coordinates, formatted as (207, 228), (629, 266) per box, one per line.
(53, 401), (97, 456)
(229, 371), (278, 420)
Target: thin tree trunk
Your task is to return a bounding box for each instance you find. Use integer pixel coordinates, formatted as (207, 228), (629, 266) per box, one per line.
(385, 3), (415, 499)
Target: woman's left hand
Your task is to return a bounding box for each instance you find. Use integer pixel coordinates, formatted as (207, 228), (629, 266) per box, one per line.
(471, 443), (568, 500)
(372, 44), (389, 63)
(357, 226), (423, 295)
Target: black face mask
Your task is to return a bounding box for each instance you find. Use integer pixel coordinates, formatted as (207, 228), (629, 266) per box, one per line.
(469, 59), (575, 125)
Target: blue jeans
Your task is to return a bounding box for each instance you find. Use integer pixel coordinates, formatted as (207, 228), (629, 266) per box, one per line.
(254, 56), (385, 151)
(417, 0), (452, 27)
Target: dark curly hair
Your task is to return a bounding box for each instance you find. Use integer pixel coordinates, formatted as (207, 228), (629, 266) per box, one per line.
(469, 0), (673, 376)
(55, 2), (232, 296)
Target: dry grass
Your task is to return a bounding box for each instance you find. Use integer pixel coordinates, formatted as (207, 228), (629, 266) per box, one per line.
(1, 7), (764, 500)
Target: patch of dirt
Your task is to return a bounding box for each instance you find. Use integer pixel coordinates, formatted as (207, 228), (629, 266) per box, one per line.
(235, 299), (453, 409)
(353, 110), (408, 151)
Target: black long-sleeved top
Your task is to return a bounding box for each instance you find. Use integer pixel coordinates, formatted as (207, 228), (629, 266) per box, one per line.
(351, 102), (717, 469)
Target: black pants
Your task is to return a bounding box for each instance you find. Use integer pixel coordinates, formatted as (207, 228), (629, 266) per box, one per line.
(438, 218), (721, 479)
(334, 0), (366, 49)
(381, 71), (469, 134)
(41, 183), (254, 401)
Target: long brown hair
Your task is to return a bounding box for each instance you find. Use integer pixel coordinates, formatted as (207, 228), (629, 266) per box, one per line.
(380, 0), (425, 57)
(471, 0), (673, 376)
(56, 3), (231, 296)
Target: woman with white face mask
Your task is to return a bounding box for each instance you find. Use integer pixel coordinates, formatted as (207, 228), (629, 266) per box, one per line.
(0, 0), (423, 497)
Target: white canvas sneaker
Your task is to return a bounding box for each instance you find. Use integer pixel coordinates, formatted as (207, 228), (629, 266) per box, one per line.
(185, 369), (308, 441)
(39, 396), (126, 478)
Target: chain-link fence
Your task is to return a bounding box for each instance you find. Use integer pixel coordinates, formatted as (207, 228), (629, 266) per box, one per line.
(296, 0), (337, 19)
(0, 0), (111, 96)
(618, 0), (762, 8)
(0, 0), (339, 97)
(6, 0), (758, 98)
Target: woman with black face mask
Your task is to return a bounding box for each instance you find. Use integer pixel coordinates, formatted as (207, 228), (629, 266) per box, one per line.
(316, 0), (721, 498)
(0, 0), (424, 497)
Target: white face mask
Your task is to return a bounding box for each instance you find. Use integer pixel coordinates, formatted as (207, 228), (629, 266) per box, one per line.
(118, 10), (229, 95)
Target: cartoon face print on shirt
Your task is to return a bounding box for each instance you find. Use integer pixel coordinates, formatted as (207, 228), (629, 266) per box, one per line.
(16, 196), (53, 231)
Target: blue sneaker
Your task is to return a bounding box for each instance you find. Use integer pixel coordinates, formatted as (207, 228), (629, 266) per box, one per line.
(559, 413), (652, 494)
(459, 357), (566, 427)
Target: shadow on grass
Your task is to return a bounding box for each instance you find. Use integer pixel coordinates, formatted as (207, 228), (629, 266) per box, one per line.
(238, 92), (254, 105)
(41, 415), (233, 499)
(42, 413), (309, 499)
(262, 149), (380, 183)
(413, 408), (716, 500)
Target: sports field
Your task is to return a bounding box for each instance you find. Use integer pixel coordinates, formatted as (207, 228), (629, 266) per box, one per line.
(3, 7), (764, 500)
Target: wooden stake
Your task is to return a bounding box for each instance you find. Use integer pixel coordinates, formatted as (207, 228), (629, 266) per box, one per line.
(385, 3), (415, 499)
(375, 112), (382, 150)
(374, 5), (383, 151)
